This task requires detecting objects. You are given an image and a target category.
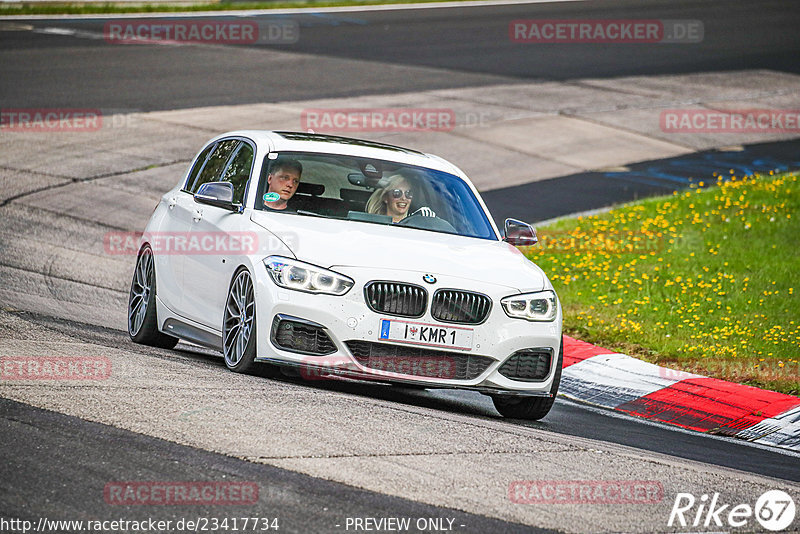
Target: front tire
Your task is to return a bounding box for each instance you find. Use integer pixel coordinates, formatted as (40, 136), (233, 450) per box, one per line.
(491, 337), (563, 420)
(223, 268), (258, 373)
(128, 245), (179, 349)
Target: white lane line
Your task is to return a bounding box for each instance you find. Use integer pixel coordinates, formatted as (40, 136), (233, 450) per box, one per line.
(0, 0), (586, 21)
(36, 27), (75, 35)
(32, 25), (209, 46)
(0, 22), (33, 30)
(35, 26), (135, 42)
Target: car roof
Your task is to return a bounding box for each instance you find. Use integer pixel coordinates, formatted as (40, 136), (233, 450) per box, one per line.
(212, 130), (464, 177)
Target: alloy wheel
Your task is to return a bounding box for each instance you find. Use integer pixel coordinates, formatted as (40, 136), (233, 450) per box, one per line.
(223, 270), (255, 367)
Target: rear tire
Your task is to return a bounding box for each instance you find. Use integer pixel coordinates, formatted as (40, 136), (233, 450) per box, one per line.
(128, 245), (179, 349)
(491, 336), (563, 420)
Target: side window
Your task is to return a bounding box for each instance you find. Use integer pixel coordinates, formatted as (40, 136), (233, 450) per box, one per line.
(220, 142), (254, 205)
(184, 143), (215, 192)
(190, 139), (239, 194)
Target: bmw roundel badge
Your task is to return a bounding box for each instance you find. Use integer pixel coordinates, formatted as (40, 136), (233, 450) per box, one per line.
(423, 274), (436, 284)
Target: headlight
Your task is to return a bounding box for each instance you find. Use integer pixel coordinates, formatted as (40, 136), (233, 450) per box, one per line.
(264, 256), (354, 296)
(501, 290), (558, 322)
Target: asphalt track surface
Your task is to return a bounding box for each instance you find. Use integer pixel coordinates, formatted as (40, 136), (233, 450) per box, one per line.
(1, 0), (799, 110)
(1, 310), (798, 532)
(2, 0), (800, 532)
(4, 309), (800, 483)
(1, 398), (547, 534)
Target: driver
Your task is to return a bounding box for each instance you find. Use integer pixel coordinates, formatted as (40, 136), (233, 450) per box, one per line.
(365, 174), (435, 223)
(263, 157), (302, 211)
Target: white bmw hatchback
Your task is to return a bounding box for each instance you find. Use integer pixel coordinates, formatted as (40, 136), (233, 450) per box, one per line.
(128, 131), (563, 419)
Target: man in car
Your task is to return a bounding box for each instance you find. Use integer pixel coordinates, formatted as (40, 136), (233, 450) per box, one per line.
(263, 157), (302, 211)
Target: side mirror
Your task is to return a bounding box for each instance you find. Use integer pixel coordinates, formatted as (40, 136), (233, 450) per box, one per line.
(194, 182), (241, 212)
(503, 218), (538, 246)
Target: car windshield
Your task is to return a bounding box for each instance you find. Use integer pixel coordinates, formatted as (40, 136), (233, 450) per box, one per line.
(254, 152), (497, 240)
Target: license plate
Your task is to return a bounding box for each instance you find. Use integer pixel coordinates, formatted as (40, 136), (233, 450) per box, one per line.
(378, 319), (473, 351)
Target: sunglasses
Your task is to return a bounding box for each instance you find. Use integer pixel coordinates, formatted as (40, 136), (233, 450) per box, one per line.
(391, 189), (414, 200)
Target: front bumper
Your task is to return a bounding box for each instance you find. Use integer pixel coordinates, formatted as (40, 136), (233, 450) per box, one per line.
(254, 266), (562, 395)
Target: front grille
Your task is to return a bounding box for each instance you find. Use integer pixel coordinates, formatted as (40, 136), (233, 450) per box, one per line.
(364, 281), (427, 318)
(431, 290), (492, 324)
(345, 341), (494, 380)
(498, 349), (553, 381)
(271, 316), (336, 355)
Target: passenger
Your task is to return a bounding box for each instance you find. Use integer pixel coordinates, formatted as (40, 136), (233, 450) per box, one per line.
(365, 175), (435, 223)
(263, 157), (302, 211)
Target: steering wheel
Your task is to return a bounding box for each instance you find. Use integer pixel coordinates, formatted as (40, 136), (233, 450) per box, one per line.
(397, 213), (457, 233)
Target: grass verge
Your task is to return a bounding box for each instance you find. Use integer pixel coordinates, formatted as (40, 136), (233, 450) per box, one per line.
(525, 170), (799, 396)
(1, 0), (462, 16)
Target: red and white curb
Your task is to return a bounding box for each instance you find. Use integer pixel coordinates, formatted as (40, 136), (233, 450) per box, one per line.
(560, 336), (800, 452)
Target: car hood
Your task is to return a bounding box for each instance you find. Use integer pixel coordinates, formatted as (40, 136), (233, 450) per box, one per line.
(250, 211), (546, 292)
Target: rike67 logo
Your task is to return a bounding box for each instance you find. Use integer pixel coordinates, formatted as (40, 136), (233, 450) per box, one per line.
(668, 490), (796, 531)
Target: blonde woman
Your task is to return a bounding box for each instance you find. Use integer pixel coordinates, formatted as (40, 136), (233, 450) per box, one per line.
(366, 175), (435, 223)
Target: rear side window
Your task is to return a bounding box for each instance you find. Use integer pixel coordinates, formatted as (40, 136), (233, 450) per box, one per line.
(189, 139), (239, 193)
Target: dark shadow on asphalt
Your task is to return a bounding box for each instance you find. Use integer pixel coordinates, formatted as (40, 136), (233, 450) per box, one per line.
(482, 139), (800, 227)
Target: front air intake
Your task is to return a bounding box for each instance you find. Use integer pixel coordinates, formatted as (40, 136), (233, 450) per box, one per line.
(271, 315), (336, 355)
(498, 349), (553, 381)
